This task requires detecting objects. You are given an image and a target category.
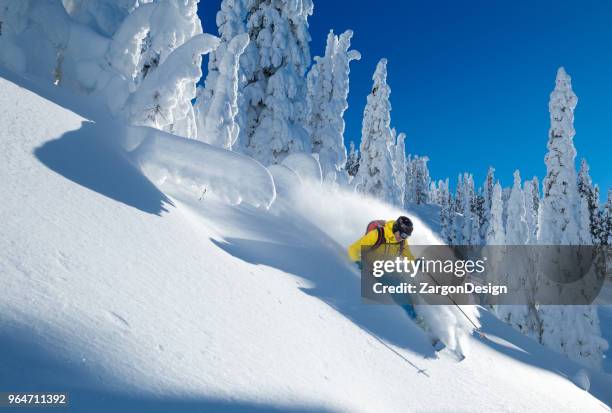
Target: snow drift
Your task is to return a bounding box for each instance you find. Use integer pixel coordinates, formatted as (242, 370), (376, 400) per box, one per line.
(123, 125), (276, 208)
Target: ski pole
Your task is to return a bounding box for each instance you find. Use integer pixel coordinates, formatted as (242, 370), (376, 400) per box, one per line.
(366, 327), (430, 377)
(423, 271), (486, 339)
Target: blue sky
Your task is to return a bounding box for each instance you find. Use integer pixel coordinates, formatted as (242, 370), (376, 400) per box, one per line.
(199, 1), (612, 196)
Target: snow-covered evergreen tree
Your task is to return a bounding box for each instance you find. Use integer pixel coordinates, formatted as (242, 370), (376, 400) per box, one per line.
(345, 141), (360, 177)
(231, 0), (314, 165)
(480, 166), (496, 241)
(0, 0), (218, 139)
(198, 0), (249, 119)
(405, 155), (415, 204)
(306, 31), (334, 170)
(483, 167), (495, 211)
(501, 186), (511, 234)
(391, 132), (407, 206)
(592, 184), (603, 242)
(436, 180), (448, 205)
(407, 155), (431, 205)
(439, 179), (453, 244)
(194, 33), (249, 148)
(486, 182), (505, 245)
(604, 190), (612, 245)
(107, 0), (210, 137)
(454, 174), (464, 216)
(577, 193), (593, 245)
(524, 177), (540, 244)
(451, 174), (465, 243)
(536, 67), (606, 369)
(429, 181), (439, 204)
(577, 158), (601, 244)
(306, 29), (360, 181)
(125, 35), (218, 138)
(494, 171), (540, 338)
(471, 189), (485, 245)
(355, 59), (396, 202)
(506, 170), (528, 245)
(461, 173), (475, 244)
(484, 182), (507, 309)
(538, 67), (581, 244)
(489, 172), (533, 331)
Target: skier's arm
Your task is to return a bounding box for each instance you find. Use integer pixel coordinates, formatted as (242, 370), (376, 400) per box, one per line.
(347, 230), (379, 262)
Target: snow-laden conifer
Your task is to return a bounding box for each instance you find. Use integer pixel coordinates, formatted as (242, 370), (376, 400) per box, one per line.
(355, 59), (396, 202)
(195, 33), (249, 149)
(524, 177), (540, 244)
(486, 183), (505, 245)
(345, 141), (360, 177)
(237, 0), (314, 164)
(306, 29), (360, 181)
(392, 132), (407, 206)
(536, 68), (606, 369)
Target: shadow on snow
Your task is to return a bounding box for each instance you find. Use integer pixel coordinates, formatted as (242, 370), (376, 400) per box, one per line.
(206, 201), (439, 369)
(0, 323), (335, 413)
(34, 120), (173, 216)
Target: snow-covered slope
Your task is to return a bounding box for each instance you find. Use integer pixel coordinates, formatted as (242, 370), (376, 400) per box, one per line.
(1, 73), (611, 412)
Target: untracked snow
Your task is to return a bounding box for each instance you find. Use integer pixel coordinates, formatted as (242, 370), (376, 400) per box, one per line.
(1, 73), (611, 412)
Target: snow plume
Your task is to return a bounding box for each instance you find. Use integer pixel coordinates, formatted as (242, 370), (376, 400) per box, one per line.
(194, 33), (249, 149)
(271, 173), (476, 355)
(415, 304), (479, 357)
(356, 59), (396, 204)
(306, 29), (361, 182)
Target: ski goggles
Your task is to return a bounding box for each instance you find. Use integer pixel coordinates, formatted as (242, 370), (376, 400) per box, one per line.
(399, 227), (413, 239)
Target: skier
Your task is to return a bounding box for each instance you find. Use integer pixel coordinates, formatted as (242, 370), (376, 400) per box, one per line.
(347, 216), (445, 351)
(347, 216), (418, 319)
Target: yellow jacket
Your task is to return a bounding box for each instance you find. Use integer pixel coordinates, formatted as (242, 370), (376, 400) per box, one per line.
(347, 220), (415, 262)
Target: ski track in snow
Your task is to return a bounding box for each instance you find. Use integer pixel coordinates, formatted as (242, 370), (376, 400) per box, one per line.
(1, 72), (612, 412)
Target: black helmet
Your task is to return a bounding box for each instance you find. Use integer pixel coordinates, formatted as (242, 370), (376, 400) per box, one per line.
(393, 216), (413, 239)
